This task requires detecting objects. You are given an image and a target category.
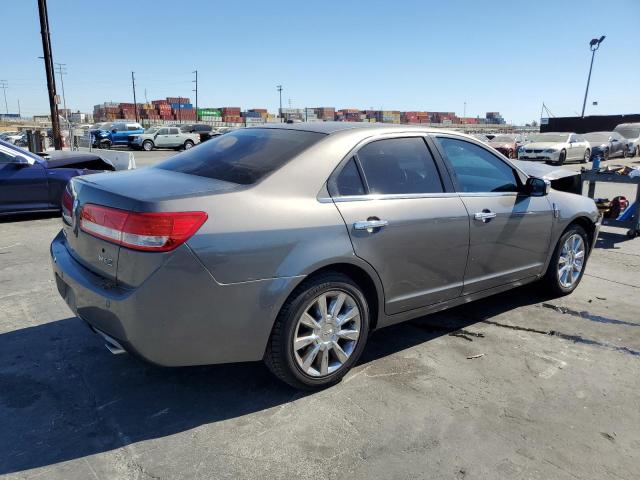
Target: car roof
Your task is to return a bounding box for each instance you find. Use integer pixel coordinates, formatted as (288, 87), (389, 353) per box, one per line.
(251, 121), (455, 136)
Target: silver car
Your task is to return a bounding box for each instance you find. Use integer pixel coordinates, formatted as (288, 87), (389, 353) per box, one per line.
(51, 123), (600, 389)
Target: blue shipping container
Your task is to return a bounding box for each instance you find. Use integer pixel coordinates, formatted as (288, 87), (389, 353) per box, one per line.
(170, 103), (193, 109)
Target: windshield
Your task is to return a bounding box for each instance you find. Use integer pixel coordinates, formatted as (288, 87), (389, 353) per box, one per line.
(145, 127), (160, 134)
(92, 122), (111, 130)
(527, 133), (568, 143)
(584, 132), (611, 143)
(614, 125), (640, 139)
(490, 135), (516, 143)
(157, 128), (325, 185)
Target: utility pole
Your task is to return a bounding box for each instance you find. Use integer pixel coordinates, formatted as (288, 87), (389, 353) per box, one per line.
(0, 80), (8, 114)
(17, 99), (21, 118)
(37, 0), (62, 149)
(178, 96), (182, 124)
(581, 36), (605, 118)
(131, 71), (139, 123)
(193, 70), (198, 120)
(276, 85), (283, 122)
(54, 63), (69, 127)
(463, 101), (466, 120)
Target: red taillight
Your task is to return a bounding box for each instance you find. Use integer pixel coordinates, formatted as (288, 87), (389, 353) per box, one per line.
(80, 204), (207, 252)
(61, 186), (73, 224)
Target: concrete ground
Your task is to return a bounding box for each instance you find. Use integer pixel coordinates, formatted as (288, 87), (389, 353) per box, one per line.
(1, 151), (639, 479)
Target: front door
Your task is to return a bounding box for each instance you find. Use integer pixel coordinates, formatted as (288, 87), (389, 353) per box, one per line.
(434, 136), (553, 294)
(0, 146), (48, 213)
(330, 136), (469, 315)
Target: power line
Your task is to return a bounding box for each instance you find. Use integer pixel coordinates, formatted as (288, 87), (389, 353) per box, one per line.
(193, 70), (198, 120)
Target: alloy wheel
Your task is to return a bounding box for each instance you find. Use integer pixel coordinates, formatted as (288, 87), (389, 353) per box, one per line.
(293, 290), (361, 377)
(557, 234), (585, 289)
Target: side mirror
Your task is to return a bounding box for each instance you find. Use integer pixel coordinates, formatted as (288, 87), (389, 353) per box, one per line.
(11, 156), (30, 168)
(111, 129), (117, 134)
(525, 177), (550, 196)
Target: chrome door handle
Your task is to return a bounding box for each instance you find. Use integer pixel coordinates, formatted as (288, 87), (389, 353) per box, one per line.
(474, 211), (497, 222)
(354, 219), (388, 231)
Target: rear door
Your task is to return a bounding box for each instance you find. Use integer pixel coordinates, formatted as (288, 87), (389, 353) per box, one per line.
(433, 135), (553, 294)
(330, 135), (469, 315)
(0, 145), (48, 213)
(155, 128), (170, 147)
(168, 127), (181, 147)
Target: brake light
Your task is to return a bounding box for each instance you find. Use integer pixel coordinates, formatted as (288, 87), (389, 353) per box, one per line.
(80, 204), (207, 252)
(61, 185), (73, 224)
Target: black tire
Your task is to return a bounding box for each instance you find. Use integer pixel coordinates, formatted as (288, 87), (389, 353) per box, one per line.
(184, 140), (194, 150)
(264, 272), (370, 390)
(542, 224), (589, 296)
(623, 147), (630, 158)
(555, 149), (566, 165)
(142, 140), (154, 151)
(581, 149), (590, 163)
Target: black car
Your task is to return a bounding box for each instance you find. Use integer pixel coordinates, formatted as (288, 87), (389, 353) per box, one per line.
(584, 131), (630, 160)
(0, 139), (115, 215)
(180, 123), (219, 142)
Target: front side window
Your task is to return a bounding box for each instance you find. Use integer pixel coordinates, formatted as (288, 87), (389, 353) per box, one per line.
(356, 137), (443, 195)
(436, 137), (519, 193)
(158, 128), (169, 135)
(157, 128), (325, 185)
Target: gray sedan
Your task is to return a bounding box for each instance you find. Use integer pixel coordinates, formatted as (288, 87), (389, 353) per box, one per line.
(51, 123), (600, 389)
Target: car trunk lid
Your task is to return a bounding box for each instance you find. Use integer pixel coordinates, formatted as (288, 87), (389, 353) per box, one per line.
(63, 168), (240, 284)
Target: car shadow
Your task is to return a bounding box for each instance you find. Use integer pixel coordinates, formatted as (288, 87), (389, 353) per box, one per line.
(0, 285), (550, 475)
(595, 230), (635, 250)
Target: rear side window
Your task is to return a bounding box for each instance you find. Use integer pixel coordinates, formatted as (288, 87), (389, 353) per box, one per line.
(157, 128), (325, 185)
(357, 137), (443, 194)
(436, 137), (518, 193)
(335, 158), (365, 196)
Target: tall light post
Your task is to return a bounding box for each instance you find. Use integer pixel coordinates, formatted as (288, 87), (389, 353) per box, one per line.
(581, 35), (605, 118)
(0, 80), (8, 114)
(276, 85), (283, 122)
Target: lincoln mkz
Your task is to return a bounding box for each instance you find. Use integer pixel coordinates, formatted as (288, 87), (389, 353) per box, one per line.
(51, 123), (600, 389)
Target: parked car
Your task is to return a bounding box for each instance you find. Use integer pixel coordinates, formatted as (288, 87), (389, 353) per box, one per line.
(614, 123), (640, 157)
(518, 132), (591, 165)
(51, 123), (599, 389)
(179, 123), (220, 142)
(129, 126), (200, 151)
(0, 131), (21, 143)
(487, 134), (526, 159)
(583, 131), (630, 160)
(0, 139), (115, 215)
(471, 134), (490, 144)
(90, 122), (144, 149)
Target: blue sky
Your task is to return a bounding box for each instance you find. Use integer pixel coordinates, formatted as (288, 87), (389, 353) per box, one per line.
(3, 0), (639, 124)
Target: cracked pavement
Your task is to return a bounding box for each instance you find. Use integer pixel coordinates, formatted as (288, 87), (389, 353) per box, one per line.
(1, 153), (639, 479)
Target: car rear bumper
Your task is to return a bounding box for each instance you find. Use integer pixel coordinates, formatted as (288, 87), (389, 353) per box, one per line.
(50, 230), (299, 366)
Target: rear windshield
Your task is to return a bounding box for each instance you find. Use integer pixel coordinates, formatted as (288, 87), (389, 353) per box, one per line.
(156, 128), (325, 185)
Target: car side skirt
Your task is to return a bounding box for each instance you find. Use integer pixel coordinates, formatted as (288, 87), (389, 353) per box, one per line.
(377, 275), (540, 329)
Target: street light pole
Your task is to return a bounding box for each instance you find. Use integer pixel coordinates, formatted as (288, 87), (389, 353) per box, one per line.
(581, 35), (605, 118)
(277, 85), (283, 122)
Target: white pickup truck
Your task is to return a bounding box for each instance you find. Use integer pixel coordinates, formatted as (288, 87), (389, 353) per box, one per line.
(129, 126), (200, 151)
